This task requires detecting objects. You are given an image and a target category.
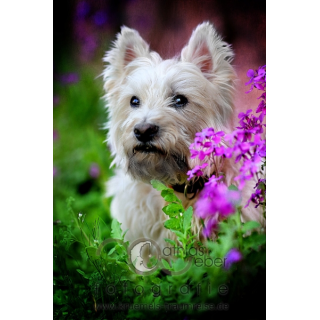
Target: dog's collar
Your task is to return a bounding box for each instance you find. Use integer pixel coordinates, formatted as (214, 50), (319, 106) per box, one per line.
(169, 176), (208, 200)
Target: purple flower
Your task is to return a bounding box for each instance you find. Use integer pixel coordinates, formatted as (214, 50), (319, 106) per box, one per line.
(238, 109), (252, 122)
(89, 163), (100, 179)
(190, 128), (225, 161)
(255, 178), (266, 189)
(223, 147), (233, 158)
(224, 248), (242, 269)
(203, 217), (218, 238)
(75, 1), (90, 19)
(196, 183), (240, 220)
(235, 154), (262, 189)
(258, 92), (266, 100)
(93, 11), (108, 26)
(245, 65), (266, 93)
(245, 178), (266, 208)
(245, 188), (264, 208)
(246, 69), (255, 80)
(60, 73), (79, 85)
(76, 33), (99, 62)
(233, 140), (251, 163)
(187, 163), (208, 180)
(204, 175), (222, 187)
(189, 65), (266, 214)
(252, 134), (266, 157)
(53, 167), (57, 177)
(194, 127), (214, 143)
(53, 130), (59, 141)
(256, 99), (266, 116)
(195, 128), (224, 144)
(237, 110), (264, 138)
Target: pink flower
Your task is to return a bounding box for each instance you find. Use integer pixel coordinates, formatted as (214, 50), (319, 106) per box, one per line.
(196, 182), (240, 219)
(204, 174), (222, 187)
(60, 73), (79, 85)
(224, 248), (242, 269)
(235, 154), (262, 189)
(203, 218), (218, 238)
(187, 163), (208, 180)
(245, 65), (266, 93)
(245, 188), (263, 208)
(257, 99), (266, 116)
(89, 163), (100, 179)
(245, 178), (266, 208)
(188, 65), (266, 214)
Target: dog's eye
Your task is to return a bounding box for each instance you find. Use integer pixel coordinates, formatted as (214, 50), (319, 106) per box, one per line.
(173, 95), (188, 108)
(130, 96), (140, 108)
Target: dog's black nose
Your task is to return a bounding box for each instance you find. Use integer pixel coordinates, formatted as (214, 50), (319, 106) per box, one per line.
(134, 123), (159, 142)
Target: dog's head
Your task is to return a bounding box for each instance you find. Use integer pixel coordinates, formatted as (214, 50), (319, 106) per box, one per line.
(103, 22), (236, 185)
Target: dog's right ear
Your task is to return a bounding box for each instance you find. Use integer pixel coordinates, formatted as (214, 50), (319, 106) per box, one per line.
(104, 26), (150, 78)
(181, 22), (234, 82)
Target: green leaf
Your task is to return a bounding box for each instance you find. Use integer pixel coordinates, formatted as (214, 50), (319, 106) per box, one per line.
(164, 238), (176, 246)
(161, 190), (182, 203)
(114, 244), (124, 255)
(122, 229), (129, 239)
(151, 277), (162, 285)
(242, 233), (266, 252)
(228, 184), (239, 191)
(164, 218), (180, 230)
(116, 260), (129, 270)
(111, 219), (122, 239)
(171, 230), (185, 239)
(163, 203), (184, 217)
(53, 289), (68, 305)
(161, 259), (172, 270)
(172, 258), (188, 272)
(252, 233), (266, 248)
(147, 256), (158, 268)
(242, 221), (261, 233)
(183, 206), (193, 233)
(151, 180), (167, 191)
(161, 188), (173, 195)
(76, 269), (90, 279)
(108, 247), (116, 255)
(86, 247), (99, 260)
(186, 240), (196, 252)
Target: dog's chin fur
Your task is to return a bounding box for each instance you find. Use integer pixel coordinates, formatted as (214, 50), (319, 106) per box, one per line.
(103, 22), (265, 251)
(127, 150), (188, 185)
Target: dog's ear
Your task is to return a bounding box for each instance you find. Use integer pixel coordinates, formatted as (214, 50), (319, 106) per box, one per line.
(181, 22), (234, 80)
(104, 26), (150, 76)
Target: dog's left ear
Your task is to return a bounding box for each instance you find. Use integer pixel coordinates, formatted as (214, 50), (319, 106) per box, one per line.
(104, 26), (150, 80)
(181, 22), (234, 80)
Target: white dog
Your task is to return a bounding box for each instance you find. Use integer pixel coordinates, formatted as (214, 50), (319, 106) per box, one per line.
(103, 22), (264, 249)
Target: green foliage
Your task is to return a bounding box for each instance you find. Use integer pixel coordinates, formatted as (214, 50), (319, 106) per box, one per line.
(54, 179), (265, 319)
(151, 180), (195, 259)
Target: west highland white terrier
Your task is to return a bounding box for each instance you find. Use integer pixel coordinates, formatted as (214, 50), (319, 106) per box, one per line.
(103, 22), (264, 250)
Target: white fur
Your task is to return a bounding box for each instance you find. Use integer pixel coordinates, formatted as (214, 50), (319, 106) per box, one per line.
(103, 22), (265, 249)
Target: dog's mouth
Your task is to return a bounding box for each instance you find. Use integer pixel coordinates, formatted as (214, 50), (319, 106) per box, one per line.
(133, 143), (165, 155)
(129, 143), (189, 184)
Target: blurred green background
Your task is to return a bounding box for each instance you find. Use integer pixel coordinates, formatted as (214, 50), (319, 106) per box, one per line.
(53, 63), (112, 231)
